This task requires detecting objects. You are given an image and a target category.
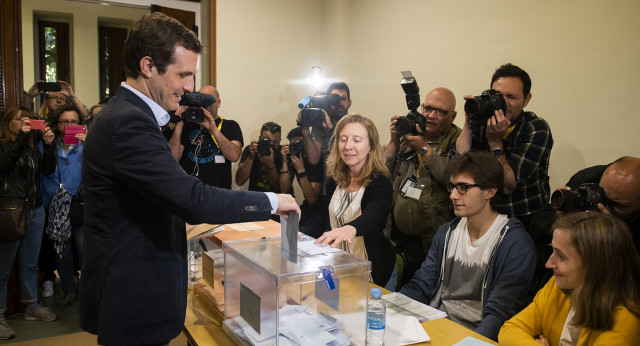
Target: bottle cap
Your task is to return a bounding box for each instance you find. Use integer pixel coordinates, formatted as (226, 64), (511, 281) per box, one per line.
(371, 287), (382, 298)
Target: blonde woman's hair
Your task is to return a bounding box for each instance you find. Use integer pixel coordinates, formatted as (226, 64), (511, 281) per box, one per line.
(326, 114), (389, 188)
(553, 212), (640, 331)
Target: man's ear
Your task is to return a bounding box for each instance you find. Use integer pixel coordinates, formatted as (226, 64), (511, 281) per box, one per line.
(523, 93), (532, 108)
(139, 56), (154, 78)
(347, 99), (352, 109)
(486, 187), (498, 199)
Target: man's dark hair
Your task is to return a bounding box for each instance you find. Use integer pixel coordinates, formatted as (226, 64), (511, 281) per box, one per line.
(444, 152), (504, 211)
(287, 127), (303, 140)
(124, 12), (203, 78)
(326, 82), (350, 100)
(260, 122), (281, 135)
(491, 63), (531, 96)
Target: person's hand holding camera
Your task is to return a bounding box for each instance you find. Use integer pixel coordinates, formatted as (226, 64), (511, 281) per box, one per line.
(290, 151), (305, 174)
(402, 124), (429, 153)
(42, 126), (55, 145)
(389, 115), (401, 144)
(485, 109), (511, 148)
(26, 81), (43, 98)
(248, 139), (259, 159)
(321, 109), (334, 131)
(199, 107), (218, 133)
(59, 80), (76, 99)
(258, 146), (276, 168)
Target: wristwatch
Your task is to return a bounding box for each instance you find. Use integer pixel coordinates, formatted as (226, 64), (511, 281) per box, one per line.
(297, 171), (307, 178)
(417, 144), (429, 155)
(492, 147), (504, 158)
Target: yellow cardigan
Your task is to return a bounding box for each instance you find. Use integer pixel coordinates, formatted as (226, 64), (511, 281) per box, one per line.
(498, 277), (640, 345)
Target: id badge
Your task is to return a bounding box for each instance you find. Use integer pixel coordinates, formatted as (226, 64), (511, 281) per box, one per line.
(214, 155), (225, 163)
(400, 175), (423, 200)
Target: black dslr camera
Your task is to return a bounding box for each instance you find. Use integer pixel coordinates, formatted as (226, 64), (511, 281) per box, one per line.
(257, 136), (275, 156)
(550, 183), (607, 213)
(395, 71), (425, 136)
(464, 89), (507, 127)
(179, 92), (216, 124)
(286, 139), (305, 164)
(297, 93), (342, 127)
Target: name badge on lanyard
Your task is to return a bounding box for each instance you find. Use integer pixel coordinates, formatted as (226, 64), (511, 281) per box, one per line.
(400, 175), (423, 200)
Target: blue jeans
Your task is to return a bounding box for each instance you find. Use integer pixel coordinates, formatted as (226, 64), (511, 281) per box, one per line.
(0, 206), (45, 313)
(56, 225), (84, 293)
(383, 263), (398, 292)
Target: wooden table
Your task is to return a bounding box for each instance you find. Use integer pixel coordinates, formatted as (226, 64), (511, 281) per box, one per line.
(183, 288), (497, 345)
(183, 221), (497, 345)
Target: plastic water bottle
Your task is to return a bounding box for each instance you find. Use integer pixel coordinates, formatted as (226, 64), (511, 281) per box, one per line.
(367, 287), (386, 345)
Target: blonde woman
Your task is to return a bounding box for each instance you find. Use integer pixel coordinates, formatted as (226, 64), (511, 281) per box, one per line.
(499, 212), (640, 345)
(316, 114), (397, 290)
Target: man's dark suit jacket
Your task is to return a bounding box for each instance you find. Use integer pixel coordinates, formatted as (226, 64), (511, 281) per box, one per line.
(80, 86), (272, 345)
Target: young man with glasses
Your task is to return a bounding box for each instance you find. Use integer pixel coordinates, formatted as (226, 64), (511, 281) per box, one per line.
(399, 151), (536, 342)
(236, 122), (283, 192)
(383, 87), (461, 283)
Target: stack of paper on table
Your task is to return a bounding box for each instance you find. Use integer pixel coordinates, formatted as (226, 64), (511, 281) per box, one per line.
(382, 292), (447, 322)
(231, 305), (351, 346)
(385, 313), (430, 345)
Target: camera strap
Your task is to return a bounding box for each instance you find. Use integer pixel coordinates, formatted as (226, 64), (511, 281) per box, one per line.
(209, 116), (224, 149)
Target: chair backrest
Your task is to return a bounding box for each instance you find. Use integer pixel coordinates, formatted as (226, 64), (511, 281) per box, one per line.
(395, 250), (408, 291)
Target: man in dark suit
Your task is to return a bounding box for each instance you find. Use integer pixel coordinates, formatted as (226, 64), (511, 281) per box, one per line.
(79, 13), (299, 346)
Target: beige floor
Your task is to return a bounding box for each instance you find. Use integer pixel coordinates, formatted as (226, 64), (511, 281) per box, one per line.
(5, 332), (188, 346)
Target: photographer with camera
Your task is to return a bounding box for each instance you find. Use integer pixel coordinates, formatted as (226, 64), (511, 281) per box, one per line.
(279, 127), (324, 236)
(236, 122), (283, 192)
(456, 64), (553, 235)
(384, 87), (461, 285)
(554, 156), (640, 251)
(23, 81), (89, 121)
(298, 82), (352, 166)
(167, 85), (243, 189)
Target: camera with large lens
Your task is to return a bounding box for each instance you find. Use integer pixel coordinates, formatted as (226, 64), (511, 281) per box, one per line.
(464, 89), (507, 127)
(297, 93), (342, 127)
(289, 139), (304, 157)
(550, 183), (606, 212)
(395, 71), (426, 136)
(179, 92), (216, 124)
(257, 136), (274, 156)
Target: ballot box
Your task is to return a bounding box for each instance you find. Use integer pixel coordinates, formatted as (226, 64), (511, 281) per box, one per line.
(222, 237), (371, 346)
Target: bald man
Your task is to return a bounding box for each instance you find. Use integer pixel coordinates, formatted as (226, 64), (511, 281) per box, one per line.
(168, 85), (243, 189)
(563, 156), (640, 251)
(384, 87), (462, 283)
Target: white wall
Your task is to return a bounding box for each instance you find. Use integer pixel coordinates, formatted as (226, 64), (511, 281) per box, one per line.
(217, 0), (640, 193)
(21, 0), (640, 195)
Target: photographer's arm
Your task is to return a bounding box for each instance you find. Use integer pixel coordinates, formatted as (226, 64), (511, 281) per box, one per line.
(167, 107), (186, 161)
(60, 81), (89, 120)
(23, 82), (42, 111)
(279, 146), (293, 194)
(486, 110), (516, 194)
(455, 95), (475, 154)
(385, 115), (401, 159)
(302, 128), (322, 165)
(235, 143), (256, 186)
(202, 109), (242, 162)
(292, 155), (321, 205)
(261, 151), (282, 193)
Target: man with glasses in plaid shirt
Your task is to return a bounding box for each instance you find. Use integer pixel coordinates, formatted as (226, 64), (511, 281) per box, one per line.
(384, 87), (462, 284)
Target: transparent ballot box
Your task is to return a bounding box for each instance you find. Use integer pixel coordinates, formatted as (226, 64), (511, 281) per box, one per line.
(222, 237), (371, 346)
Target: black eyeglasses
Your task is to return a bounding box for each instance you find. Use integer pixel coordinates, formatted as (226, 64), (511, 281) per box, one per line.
(421, 104), (449, 117)
(447, 182), (480, 195)
(60, 120), (79, 125)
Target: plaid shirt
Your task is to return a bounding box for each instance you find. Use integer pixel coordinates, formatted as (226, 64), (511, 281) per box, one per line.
(470, 111), (553, 217)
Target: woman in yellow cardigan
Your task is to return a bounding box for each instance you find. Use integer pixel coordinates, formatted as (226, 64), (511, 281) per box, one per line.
(498, 212), (640, 345)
